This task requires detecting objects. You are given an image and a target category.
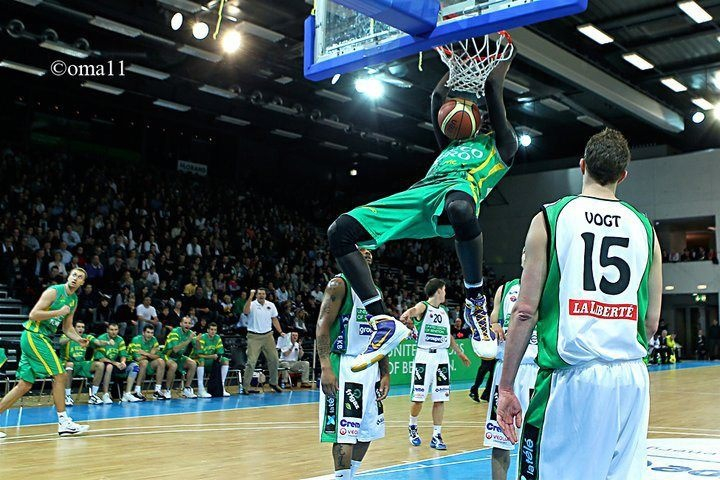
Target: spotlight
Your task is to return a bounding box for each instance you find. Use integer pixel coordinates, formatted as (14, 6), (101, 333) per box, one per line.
(192, 21), (209, 40)
(331, 74), (341, 85)
(349, 168), (358, 176)
(221, 30), (241, 53)
(692, 111), (705, 124)
(171, 12), (183, 31)
(354, 77), (384, 99)
(520, 134), (532, 147)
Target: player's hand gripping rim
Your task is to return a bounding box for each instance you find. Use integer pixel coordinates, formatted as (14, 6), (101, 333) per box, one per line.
(496, 385), (523, 444)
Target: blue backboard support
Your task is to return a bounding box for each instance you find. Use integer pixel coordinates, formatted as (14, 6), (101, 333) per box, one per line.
(304, 0), (588, 81)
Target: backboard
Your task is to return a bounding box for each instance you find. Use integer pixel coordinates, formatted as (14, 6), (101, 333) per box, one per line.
(304, 0), (588, 81)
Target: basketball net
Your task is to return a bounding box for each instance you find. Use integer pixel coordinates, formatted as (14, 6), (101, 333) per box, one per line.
(435, 32), (514, 98)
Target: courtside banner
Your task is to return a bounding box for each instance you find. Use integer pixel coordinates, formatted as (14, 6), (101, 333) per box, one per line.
(387, 338), (482, 386)
(177, 160), (208, 176)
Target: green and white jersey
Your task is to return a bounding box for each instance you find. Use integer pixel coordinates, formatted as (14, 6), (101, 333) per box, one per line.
(330, 274), (373, 357)
(24, 284), (78, 337)
(414, 302), (450, 350)
(496, 279), (537, 363)
(538, 195), (653, 369)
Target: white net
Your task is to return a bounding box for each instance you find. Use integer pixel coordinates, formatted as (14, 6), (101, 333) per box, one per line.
(434, 32), (514, 97)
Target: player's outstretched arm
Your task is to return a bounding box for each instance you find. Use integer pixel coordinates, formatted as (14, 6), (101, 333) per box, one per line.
(316, 277), (346, 396)
(430, 72), (451, 151)
(485, 51), (518, 164)
(399, 302), (427, 327)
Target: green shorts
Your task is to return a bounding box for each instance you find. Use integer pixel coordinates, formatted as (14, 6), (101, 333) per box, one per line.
(73, 360), (96, 379)
(346, 176), (478, 249)
(196, 356), (229, 368)
(17, 330), (64, 383)
(167, 355), (192, 375)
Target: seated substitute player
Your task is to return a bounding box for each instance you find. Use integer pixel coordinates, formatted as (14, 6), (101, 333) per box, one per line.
(192, 322), (231, 398)
(317, 269), (391, 480)
(327, 47), (518, 363)
(126, 324), (167, 401)
(0, 268), (90, 437)
(400, 278), (470, 450)
(60, 320), (111, 406)
(91, 323), (129, 404)
(279, 331), (313, 388)
(483, 250), (538, 480)
(163, 315), (199, 399)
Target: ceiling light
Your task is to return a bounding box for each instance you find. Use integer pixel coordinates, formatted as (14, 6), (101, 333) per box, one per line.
(504, 79), (530, 94)
(540, 98), (570, 111)
(355, 78), (384, 99)
(171, 12), (184, 30)
(89, 16), (142, 37)
(274, 76), (293, 85)
(271, 129), (302, 139)
(577, 24), (614, 44)
(664, 286), (675, 291)
(216, 115), (250, 126)
(0, 60), (46, 76)
(363, 152), (388, 160)
(678, 1), (712, 23)
(177, 44), (222, 62)
(263, 103), (299, 115)
(14, 0), (43, 5)
(81, 81), (124, 95)
(198, 84), (238, 98)
(368, 132), (395, 143)
(39, 40), (89, 58)
(622, 53), (654, 70)
(715, 104), (720, 120)
(577, 115), (604, 127)
(660, 77), (687, 92)
(153, 99), (191, 111)
(408, 145), (434, 154)
(317, 117), (350, 130)
(692, 97), (714, 110)
(126, 64), (170, 80)
(315, 89), (352, 102)
(417, 122), (434, 131)
(374, 107), (404, 118)
(331, 74), (341, 85)
(158, 0), (202, 13)
(192, 21), (209, 40)
(697, 284), (708, 290)
(349, 169), (358, 176)
(319, 141), (349, 151)
(222, 30), (241, 53)
(237, 21), (284, 42)
(692, 111), (705, 123)
(520, 134), (532, 147)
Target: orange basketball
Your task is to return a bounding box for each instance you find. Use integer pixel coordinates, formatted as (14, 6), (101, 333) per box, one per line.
(438, 98), (482, 140)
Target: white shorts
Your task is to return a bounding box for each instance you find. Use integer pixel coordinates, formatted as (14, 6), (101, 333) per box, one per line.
(519, 359), (649, 480)
(319, 353), (385, 444)
(484, 360), (538, 450)
(410, 347), (450, 403)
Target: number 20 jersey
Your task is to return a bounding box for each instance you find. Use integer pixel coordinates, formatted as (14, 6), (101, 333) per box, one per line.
(538, 195), (654, 369)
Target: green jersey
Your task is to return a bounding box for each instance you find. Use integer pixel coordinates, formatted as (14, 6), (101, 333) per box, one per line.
(163, 327), (195, 359)
(93, 333), (127, 361)
(128, 335), (160, 361)
(193, 333), (225, 357)
(24, 284), (78, 337)
(329, 275), (373, 356)
(423, 132), (509, 202)
(61, 333), (96, 362)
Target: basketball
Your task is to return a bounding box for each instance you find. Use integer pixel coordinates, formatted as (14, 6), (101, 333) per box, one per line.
(438, 98), (482, 140)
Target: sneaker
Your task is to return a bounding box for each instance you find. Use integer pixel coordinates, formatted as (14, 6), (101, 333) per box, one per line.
(64, 395), (74, 407)
(0, 431), (6, 439)
(464, 295), (498, 359)
(408, 425), (421, 447)
(162, 389), (172, 400)
(152, 390), (166, 401)
(133, 392), (147, 402)
(121, 392), (141, 403)
(101, 393), (113, 404)
(351, 315), (411, 373)
(198, 389), (212, 398)
(430, 434), (447, 450)
(468, 391), (480, 403)
(182, 387), (197, 399)
(270, 384), (283, 393)
(222, 390), (231, 397)
(88, 394), (103, 405)
(58, 418), (90, 437)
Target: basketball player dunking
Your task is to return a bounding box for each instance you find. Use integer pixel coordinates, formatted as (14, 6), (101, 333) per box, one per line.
(497, 129), (662, 479)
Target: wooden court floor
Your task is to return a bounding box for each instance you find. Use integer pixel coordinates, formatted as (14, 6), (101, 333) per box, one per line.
(0, 365), (718, 479)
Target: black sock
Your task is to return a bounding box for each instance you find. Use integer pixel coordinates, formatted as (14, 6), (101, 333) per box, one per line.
(336, 250), (387, 315)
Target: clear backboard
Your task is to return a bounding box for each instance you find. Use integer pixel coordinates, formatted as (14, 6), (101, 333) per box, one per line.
(304, 0), (587, 81)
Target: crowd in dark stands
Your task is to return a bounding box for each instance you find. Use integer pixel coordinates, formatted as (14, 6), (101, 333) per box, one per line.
(0, 148), (501, 346)
(662, 247), (718, 264)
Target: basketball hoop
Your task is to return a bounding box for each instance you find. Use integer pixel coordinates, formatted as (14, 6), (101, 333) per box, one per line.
(435, 31), (514, 98)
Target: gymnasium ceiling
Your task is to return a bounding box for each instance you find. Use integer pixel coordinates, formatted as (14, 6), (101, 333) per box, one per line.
(1, 0), (720, 176)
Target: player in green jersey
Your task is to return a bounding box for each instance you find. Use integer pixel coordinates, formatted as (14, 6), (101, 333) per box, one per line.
(327, 51), (518, 363)
(163, 316), (199, 399)
(192, 322), (230, 398)
(91, 323), (129, 404)
(0, 268), (90, 437)
(59, 320), (111, 406)
(126, 323), (166, 402)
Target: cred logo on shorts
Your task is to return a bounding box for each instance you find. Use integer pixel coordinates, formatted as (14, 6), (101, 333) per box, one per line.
(340, 419), (361, 428)
(486, 422), (503, 432)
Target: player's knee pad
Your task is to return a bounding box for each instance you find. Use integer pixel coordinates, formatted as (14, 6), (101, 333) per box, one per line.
(445, 199), (481, 241)
(327, 214), (367, 257)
